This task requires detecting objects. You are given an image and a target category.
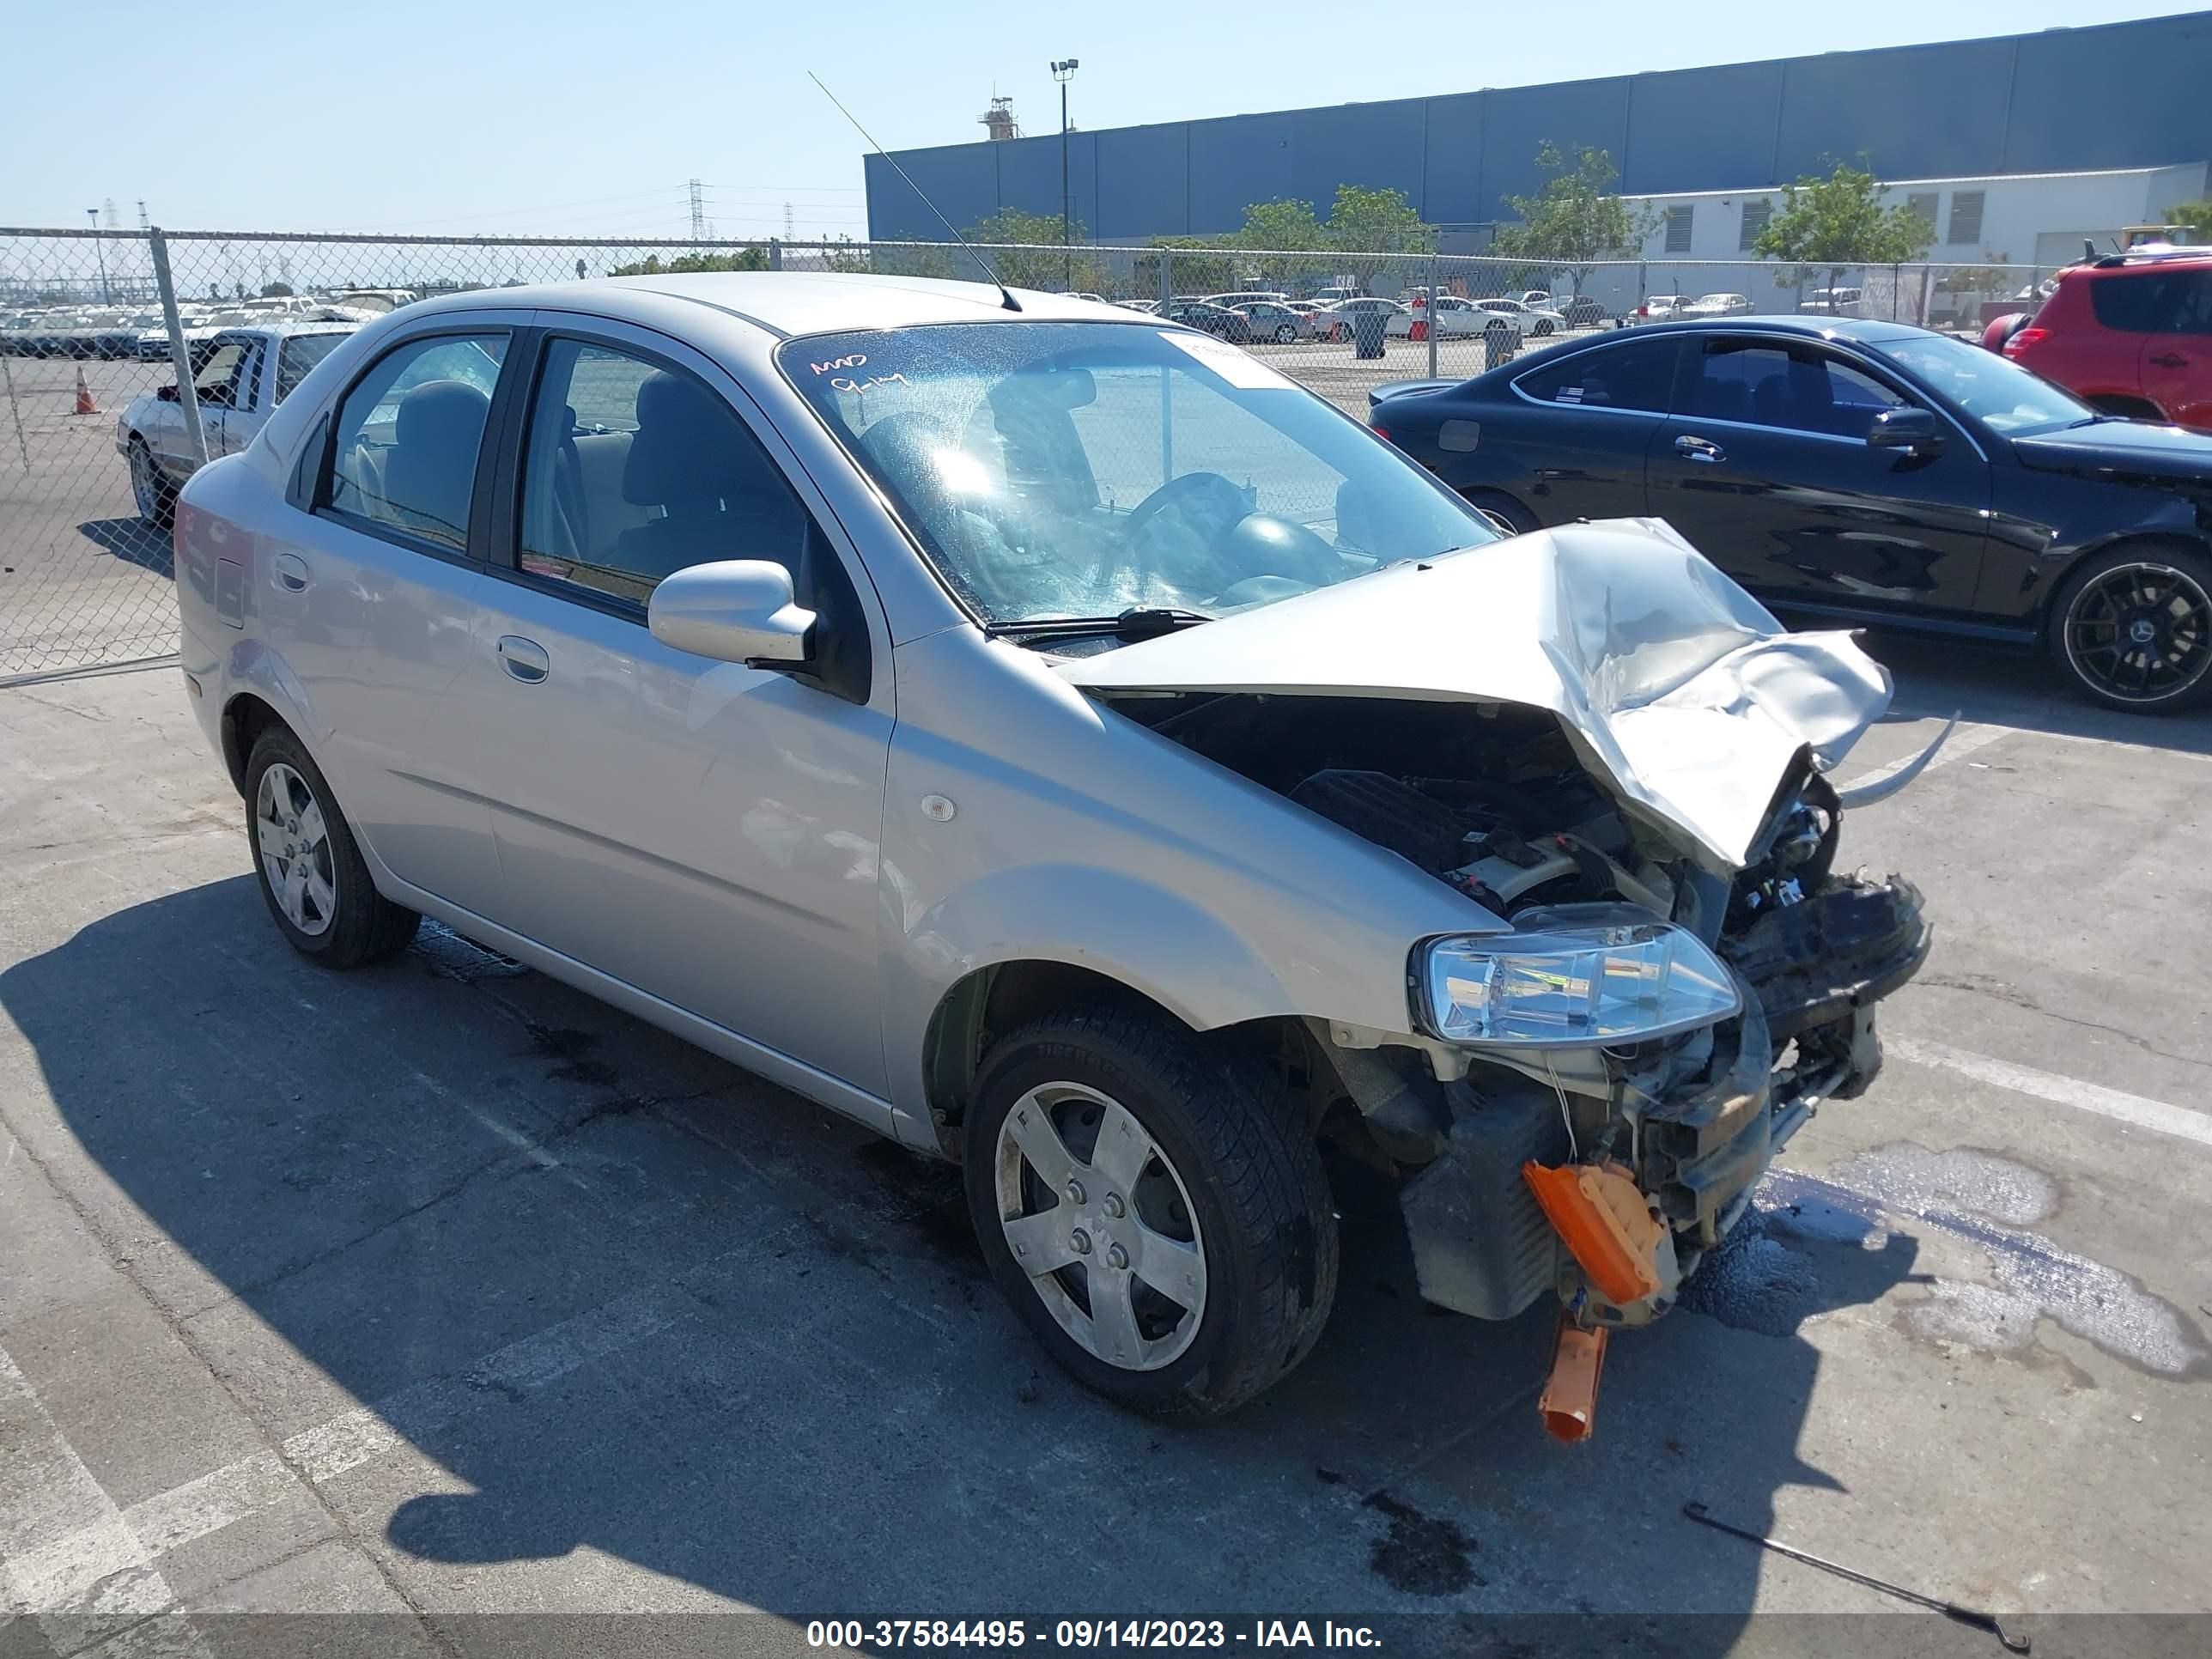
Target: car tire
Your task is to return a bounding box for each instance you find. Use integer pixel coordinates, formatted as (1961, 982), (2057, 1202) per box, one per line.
(1273, 323), (1297, 343)
(964, 1007), (1339, 1419)
(1462, 489), (1539, 537)
(127, 437), (174, 528)
(1533, 320), (1553, 336)
(244, 726), (422, 966)
(2045, 543), (2212, 714)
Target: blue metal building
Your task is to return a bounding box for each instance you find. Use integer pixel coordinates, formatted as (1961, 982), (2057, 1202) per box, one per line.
(864, 11), (2212, 242)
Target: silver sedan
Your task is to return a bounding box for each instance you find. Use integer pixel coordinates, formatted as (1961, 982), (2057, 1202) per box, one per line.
(172, 274), (1925, 1433)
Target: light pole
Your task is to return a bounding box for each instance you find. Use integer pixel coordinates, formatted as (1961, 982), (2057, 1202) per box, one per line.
(86, 208), (110, 304)
(1051, 58), (1079, 291)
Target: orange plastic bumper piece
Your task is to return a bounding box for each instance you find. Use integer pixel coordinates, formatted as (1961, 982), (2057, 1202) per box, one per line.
(1539, 1317), (1609, 1443)
(1521, 1158), (1665, 1306)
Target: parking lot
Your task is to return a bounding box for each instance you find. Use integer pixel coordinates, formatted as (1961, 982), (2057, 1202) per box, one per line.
(3, 616), (2209, 1655)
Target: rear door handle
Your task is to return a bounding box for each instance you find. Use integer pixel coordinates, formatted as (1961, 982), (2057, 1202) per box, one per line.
(1674, 434), (1725, 463)
(2148, 353), (2189, 368)
(495, 635), (550, 684)
(271, 552), (309, 592)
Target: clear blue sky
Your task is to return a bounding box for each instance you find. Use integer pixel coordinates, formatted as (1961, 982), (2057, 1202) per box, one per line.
(7, 0), (2198, 238)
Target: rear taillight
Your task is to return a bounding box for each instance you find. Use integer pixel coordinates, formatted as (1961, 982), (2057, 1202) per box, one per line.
(2003, 326), (2049, 359)
(1368, 423), (1391, 443)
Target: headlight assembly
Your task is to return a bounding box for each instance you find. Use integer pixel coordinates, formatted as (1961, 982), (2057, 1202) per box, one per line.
(1413, 903), (1741, 1048)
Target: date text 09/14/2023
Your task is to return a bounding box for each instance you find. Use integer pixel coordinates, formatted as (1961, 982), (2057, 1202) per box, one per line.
(805, 1620), (1384, 1650)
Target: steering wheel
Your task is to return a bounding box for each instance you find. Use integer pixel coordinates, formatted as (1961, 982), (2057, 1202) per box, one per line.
(1111, 471), (1253, 601)
(1125, 471), (1252, 545)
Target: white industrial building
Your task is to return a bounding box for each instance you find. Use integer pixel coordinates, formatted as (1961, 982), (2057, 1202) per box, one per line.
(1568, 161), (2211, 322)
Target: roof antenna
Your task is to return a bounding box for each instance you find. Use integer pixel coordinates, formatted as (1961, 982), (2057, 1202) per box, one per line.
(808, 70), (1021, 311)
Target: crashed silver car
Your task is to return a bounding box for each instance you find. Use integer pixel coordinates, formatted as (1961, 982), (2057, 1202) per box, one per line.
(173, 275), (1929, 1436)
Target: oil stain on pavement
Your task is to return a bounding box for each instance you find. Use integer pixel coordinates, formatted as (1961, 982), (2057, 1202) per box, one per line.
(1684, 1144), (2207, 1378)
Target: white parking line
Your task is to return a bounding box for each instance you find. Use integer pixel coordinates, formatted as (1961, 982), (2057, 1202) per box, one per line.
(1889, 1036), (2212, 1150)
(1838, 720), (2012, 795)
(0, 1224), (805, 1617)
(0, 1348), (213, 1655)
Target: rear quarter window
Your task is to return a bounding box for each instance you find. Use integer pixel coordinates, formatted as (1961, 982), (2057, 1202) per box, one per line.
(1515, 339), (1677, 411)
(2087, 271), (2169, 332)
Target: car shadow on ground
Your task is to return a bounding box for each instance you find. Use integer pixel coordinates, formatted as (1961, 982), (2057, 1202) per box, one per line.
(1856, 627), (2212, 757)
(0, 876), (1934, 1650)
(76, 515), (173, 578)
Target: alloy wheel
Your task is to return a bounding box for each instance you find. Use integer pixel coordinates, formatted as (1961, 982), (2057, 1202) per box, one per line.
(993, 1082), (1208, 1370)
(129, 442), (160, 520)
(255, 763), (337, 936)
(2063, 562), (2211, 705)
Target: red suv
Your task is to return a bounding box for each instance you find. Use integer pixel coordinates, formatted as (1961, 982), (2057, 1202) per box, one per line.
(2001, 251), (2212, 431)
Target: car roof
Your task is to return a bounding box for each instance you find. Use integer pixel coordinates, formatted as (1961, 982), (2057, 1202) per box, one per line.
(1600, 315), (1922, 346)
(398, 272), (1137, 339)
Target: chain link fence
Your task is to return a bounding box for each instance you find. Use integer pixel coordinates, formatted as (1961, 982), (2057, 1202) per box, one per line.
(1, 226), (2050, 678)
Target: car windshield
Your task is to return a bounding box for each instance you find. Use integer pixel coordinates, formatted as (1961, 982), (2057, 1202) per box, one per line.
(1872, 331), (2095, 436)
(781, 322), (1497, 629)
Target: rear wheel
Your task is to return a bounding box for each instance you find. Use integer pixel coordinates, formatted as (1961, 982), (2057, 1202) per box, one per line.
(245, 726), (422, 966)
(2047, 544), (2212, 712)
(964, 1009), (1338, 1418)
(1273, 323), (1297, 344)
(1462, 488), (1539, 537)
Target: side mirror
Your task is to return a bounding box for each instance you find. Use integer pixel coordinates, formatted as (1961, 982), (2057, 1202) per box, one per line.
(1868, 406), (1942, 453)
(156, 383), (179, 402)
(647, 559), (816, 669)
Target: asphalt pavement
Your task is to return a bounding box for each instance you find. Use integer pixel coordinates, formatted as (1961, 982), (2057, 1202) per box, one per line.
(2, 632), (2209, 1657)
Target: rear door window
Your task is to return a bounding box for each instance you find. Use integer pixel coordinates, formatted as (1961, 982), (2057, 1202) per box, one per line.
(1515, 338), (1678, 411)
(2090, 272), (2170, 332)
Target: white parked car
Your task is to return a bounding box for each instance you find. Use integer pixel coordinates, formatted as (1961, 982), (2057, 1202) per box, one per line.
(1474, 296), (1567, 337)
(1201, 290), (1291, 311)
(1680, 293), (1754, 319)
(1797, 287), (1864, 317)
(1635, 294), (1691, 322)
(113, 321), (364, 523)
(1386, 295), (1514, 338)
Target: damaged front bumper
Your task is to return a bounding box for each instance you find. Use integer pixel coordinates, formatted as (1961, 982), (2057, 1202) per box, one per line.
(1397, 872), (1930, 1341)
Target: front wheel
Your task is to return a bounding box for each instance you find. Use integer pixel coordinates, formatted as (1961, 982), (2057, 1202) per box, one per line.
(245, 726), (422, 965)
(2046, 545), (2212, 713)
(1273, 323), (1297, 344)
(965, 1009), (1338, 1418)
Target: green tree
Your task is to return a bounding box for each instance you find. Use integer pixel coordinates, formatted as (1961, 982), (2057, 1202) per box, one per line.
(966, 208), (1106, 291)
(258, 281), (295, 298)
(1235, 198), (1328, 251)
(1490, 143), (1656, 302)
(608, 247), (769, 276)
(2170, 199), (2212, 241)
(1753, 161), (1933, 301)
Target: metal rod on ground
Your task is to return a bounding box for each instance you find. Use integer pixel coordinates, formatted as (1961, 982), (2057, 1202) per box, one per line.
(1426, 251), (1439, 380)
(1681, 1503), (2029, 1652)
(149, 228), (209, 469)
(1, 354), (29, 472)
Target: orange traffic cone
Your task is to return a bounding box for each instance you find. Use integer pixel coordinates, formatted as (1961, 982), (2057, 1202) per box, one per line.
(1408, 319), (1428, 343)
(74, 366), (97, 416)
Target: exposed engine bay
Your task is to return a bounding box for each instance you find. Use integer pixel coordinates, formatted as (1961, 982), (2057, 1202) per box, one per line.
(1107, 688), (1930, 1406)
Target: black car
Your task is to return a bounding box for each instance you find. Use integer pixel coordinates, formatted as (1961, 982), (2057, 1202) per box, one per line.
(1163, 301), (1254, 345)
(1368, 317), (2212, 711)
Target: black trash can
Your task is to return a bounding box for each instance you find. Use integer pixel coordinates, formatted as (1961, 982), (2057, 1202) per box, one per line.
(1352, 308), (1388, 360)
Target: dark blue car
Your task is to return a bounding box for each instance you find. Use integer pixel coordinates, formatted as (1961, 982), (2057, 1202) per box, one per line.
(1368, 317), (2212, 711)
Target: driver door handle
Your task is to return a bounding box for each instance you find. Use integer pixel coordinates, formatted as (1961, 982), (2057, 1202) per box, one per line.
(495, 635), (550, 684)
(2148, 353), (2189, 368)
(1674, 434), (1725, 464)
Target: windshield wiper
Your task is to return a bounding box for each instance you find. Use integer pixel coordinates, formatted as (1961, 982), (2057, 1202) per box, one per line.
(984, 606), (1213, 642)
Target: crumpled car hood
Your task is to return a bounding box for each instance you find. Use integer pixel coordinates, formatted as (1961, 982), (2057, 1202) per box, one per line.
(1057, 518), (1893, 870)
